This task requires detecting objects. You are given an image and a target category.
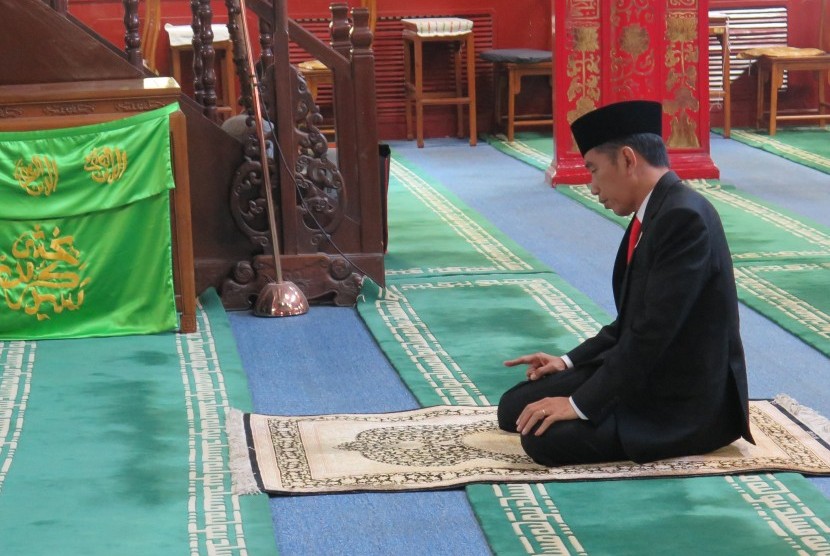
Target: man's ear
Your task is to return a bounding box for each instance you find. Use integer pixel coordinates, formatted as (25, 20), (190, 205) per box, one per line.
(620, 146), (638, 173)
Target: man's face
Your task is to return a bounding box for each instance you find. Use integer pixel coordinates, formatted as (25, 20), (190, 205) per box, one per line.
(584, 147), (638, 217)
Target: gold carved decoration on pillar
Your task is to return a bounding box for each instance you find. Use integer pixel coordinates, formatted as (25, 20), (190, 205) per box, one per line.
(665, 10), (700, 148)
(610, 0), (656, 99)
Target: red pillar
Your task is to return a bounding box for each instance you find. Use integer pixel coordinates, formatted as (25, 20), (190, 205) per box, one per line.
(547, 0), (718, 185)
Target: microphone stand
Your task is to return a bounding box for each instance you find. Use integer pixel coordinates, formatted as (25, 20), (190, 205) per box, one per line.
(237, 0), (309, 317)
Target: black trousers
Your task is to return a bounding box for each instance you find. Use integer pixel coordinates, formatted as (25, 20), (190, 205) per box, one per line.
(497, 366), (627, 466)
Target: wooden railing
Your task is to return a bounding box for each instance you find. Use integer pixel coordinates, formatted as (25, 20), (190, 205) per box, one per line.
(38, 0), (385, 307)
(217, 0), (385, 306)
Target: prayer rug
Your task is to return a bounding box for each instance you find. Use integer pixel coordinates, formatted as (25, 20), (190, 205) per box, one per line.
(725, 127), (830, 175)
(0, 290), (277, 556)
(231, 398), (830, 495)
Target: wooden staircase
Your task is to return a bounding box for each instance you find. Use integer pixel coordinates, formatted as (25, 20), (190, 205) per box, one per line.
(0, 0), (385, 308)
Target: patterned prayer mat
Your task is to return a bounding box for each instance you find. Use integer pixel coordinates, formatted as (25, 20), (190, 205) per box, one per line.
(231, 398), (830, 495)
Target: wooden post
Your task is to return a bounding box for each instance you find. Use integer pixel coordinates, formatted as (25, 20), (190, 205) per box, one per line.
(272, 0), (299, 254)
(122, 0), (142, 68)
(547, 0), (718, 185)
(351, 6), (384, 259)
(189, 0), (205, 105)
(197, 0), (219, 121)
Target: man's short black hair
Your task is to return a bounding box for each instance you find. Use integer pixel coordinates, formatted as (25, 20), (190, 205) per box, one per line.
(595, 133), (670, 168)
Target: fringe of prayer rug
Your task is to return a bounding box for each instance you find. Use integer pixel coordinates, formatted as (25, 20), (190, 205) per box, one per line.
(0, 290), (278, 556)
(229, 398), (830, 495)
(352, 153), (830, 555)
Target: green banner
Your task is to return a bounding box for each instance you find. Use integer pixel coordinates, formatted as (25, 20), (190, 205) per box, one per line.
(0, 104), (179, 339)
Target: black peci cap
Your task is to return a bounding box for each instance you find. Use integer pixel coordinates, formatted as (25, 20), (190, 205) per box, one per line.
(570, 100), (663, 156)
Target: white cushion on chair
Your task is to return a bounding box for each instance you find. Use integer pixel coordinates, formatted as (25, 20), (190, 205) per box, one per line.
(401, 17), (473, 37)
(164, 23), (231, 47)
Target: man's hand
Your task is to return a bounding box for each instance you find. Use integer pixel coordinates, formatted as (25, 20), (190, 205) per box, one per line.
(516, 396), (578, 435)
(504, 352), (567, 381)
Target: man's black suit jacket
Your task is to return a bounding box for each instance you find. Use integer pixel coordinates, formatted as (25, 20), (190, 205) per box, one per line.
(568, 171), (753, 463)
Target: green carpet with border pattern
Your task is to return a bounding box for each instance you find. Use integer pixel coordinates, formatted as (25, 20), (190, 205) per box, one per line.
(721, 127), (830, 175)
(0, 291), (278, 555)
(357, 153), (830, 555)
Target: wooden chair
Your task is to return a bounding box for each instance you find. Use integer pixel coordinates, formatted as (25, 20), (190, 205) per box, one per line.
(740, 0), (830, 135)
(402, 17), (477, 148)
(139, 0), (236, 119)
(709, 12), (732, 138)
(165, 23), (237, 121)
(479, 49), (552, 142)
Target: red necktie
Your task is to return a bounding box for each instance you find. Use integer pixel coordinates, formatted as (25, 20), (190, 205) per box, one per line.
(627, 217), (641, 263)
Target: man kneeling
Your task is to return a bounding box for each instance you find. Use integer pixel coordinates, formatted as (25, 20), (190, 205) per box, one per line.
(497, 100), (753, 466)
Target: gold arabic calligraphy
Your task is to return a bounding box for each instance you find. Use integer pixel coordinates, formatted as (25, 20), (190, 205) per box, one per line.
(0, 225), (90, 320)
(14, 156), (59, 196)
(84, 146), (128, 184)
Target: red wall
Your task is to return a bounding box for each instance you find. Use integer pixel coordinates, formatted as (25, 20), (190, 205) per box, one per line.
(67, 0), (825, 136)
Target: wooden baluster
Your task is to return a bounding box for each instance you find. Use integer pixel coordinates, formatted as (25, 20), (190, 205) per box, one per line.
(197, 0), (219, 121)
(225, 0), (250, 114)
(122, 0), (142, 68)
(330, 3), (351, 58)
(259, 18), (275, 118)
(350, 7), (373, 53)
(189, 0), (204, 105)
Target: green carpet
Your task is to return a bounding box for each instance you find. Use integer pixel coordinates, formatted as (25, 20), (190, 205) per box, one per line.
(485, 132), (554, 171)
(488, 133), (830, 359)
(386, 155), (549, 278)
(489, 128), (830, 176)
(362, 273), (605, 407)
(0, 290), (277, 555)
(358, 154), (830, 554)
(468, 473), (830, 555)
(726, 127), (830, 175)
